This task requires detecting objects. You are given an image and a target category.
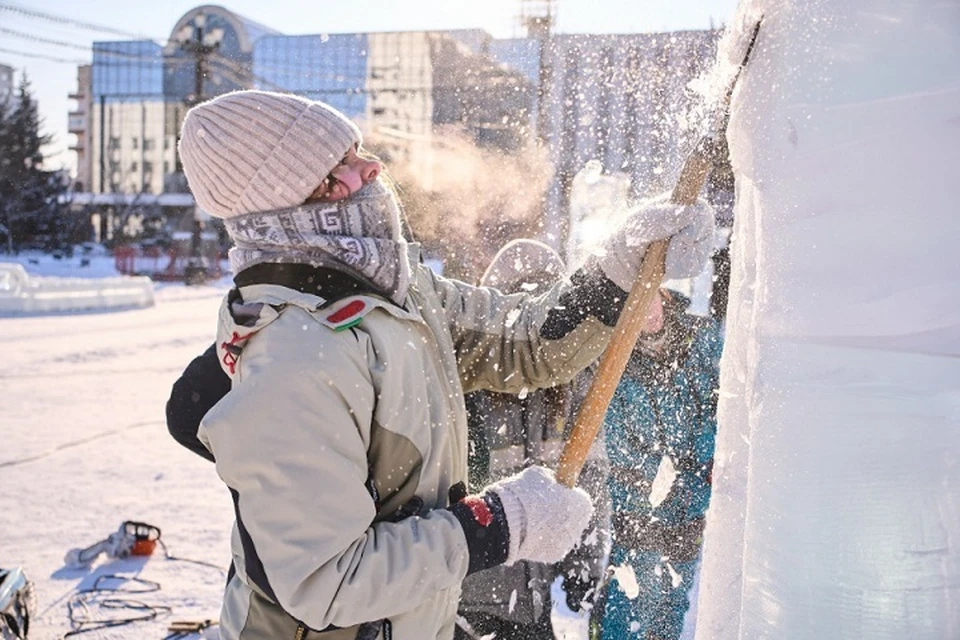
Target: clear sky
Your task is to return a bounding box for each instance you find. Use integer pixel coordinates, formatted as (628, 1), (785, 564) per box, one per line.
(0, 0), (739, 173)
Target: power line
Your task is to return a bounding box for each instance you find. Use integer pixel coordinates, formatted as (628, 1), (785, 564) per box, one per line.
(0, 44), (86, 64)
(0, 2), (518, 82)
(0, 2), (159, 41)
(0, 1), (185, 66)
(0, 25), (97, 52)
(207, 51), (287, 93)
(0, 4), (523, 107)
(0, 26), (198, 67)
(0, 3), (283, 85)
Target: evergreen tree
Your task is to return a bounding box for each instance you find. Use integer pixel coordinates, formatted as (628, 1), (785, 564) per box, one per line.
(0, 72), (63, 251)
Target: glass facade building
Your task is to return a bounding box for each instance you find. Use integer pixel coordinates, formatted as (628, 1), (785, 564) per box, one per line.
(163, 9), (258, 102)
(0, 63), (15, 102)
(254, 34), (369, 118)
(72, 4), (718, 259)
(81, 6), (529, 199)
(91, 41), (164, 101)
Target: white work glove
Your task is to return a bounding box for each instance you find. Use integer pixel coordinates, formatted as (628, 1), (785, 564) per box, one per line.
(596, 193), (716, 291)
(488, 466), (593, 565)
(550, 575), (592, 640)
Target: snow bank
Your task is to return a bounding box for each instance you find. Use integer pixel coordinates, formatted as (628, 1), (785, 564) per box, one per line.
(696, 1), (960, 638)
(0, 263), (155, 315)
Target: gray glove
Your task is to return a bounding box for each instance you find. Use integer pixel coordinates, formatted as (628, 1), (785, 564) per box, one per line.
(596, 193), (716, 291)
(488, 466), (593, 566)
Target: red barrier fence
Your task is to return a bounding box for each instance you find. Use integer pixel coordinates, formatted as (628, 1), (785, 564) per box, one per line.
(114, 244), (224, 282)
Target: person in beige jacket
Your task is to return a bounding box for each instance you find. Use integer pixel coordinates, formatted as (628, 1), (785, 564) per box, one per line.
(172, 90), (715, 640)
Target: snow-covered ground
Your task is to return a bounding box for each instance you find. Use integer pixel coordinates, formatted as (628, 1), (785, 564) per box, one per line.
(1, 253), (235, 639)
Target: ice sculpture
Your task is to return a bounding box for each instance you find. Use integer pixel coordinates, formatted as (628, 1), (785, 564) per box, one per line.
(696, 1), (960, 638)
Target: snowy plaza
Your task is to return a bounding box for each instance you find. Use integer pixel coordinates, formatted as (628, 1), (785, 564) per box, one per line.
(0, 262), (232, 639)
(1, 0), (959, 639)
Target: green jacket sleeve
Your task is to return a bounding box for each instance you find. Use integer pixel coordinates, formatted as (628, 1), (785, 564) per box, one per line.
(421, 265), (621, 395)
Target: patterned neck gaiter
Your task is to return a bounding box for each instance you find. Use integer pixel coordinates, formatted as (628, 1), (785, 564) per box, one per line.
(222, 178), (411, 305)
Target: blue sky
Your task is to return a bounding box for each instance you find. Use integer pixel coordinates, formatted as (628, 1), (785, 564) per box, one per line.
(1, 0), (739, 172)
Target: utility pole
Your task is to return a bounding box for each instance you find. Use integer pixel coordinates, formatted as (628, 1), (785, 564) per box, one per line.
(520, 0), (553, 146)
(519, 0), (562, 251)
(175, 15), (223, 285)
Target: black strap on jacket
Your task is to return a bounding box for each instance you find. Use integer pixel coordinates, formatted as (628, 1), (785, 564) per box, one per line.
(233, 262), (380, 304)
(165, 263), (384, 465)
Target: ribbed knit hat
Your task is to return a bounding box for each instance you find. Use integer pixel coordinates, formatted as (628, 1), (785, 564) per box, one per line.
(178, 90), (362, 219)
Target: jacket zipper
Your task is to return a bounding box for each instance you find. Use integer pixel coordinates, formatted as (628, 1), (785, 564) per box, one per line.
(294, 623), (306, 640)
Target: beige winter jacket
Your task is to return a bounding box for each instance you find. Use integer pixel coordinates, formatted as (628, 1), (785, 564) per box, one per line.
(199, 254), (615, 640)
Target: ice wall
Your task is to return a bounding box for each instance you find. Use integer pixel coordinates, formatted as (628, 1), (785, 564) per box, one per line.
(0, 263), (155, 314)
(696, 1), (960, 638)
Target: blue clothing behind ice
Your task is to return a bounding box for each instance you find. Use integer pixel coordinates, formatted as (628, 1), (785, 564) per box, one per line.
(601, 293), (723, 640)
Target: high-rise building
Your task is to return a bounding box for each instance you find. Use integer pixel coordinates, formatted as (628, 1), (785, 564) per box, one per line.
(75, 6), (530, 202)
(490, 30), (721, 252)
(68, 65), (92, 192)
(0, 63), (14, 102)
(69, 5), (720, 258)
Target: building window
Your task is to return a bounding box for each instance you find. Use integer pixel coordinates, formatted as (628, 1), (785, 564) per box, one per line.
(108, 137), (121, 150)
(130, 161), (138, 172)
(143, 161), (154, 174)
(144, 139), (155, 151)
(132, 138), (139, 149)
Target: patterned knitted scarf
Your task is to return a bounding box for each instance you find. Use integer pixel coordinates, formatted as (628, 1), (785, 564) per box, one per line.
(222, 178), (411, 305)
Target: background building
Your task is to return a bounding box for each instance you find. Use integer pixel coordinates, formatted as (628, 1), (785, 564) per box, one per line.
(489, 29), (720, 258)
(67, 4), (720, 265)
(0, 63), (13, 102)
(67, 65), (92, 192)
(68, 6), (530, 248)
(73, 7), (530, 197)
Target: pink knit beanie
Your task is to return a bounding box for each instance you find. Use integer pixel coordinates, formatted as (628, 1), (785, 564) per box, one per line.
(178, 90), (362, 219)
